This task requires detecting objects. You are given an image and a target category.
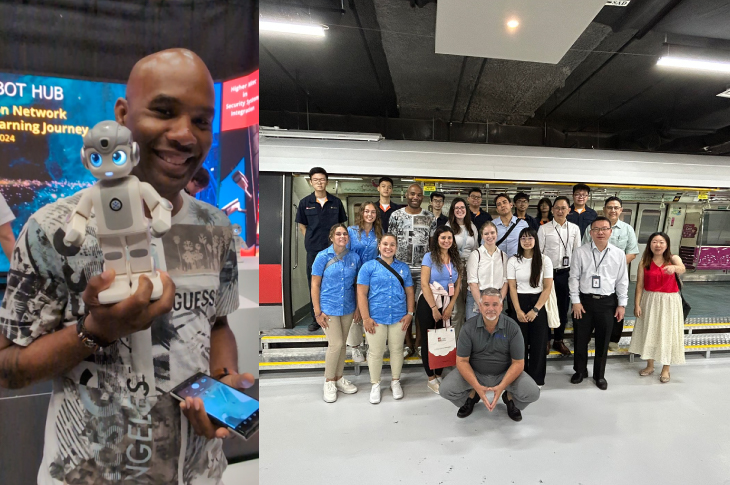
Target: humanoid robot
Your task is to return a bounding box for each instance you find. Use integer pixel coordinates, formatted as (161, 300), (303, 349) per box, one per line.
(64, 121), (173, 305)
(232, 223), (247, 261)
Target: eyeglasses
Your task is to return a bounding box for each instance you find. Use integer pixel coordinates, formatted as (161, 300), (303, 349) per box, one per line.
(311, 178), (327, 184)
(520, 236), (535, 241)
(574, 192), (589, 198)
(591, 227), (611, 233)
(553, 206), (569, 211)
(469, 195), (482, 200)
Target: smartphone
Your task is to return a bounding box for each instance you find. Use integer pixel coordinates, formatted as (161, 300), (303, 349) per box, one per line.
(170, 372), (259, 440)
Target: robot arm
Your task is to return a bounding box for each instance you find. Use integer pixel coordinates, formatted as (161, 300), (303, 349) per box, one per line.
(64, 190), (94, 247)
(139, 182), (173, 238)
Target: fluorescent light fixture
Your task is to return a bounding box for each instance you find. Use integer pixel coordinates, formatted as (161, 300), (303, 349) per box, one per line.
(717, 89), (730, 98)
(506, 19), (519, 29)
(260, 20), (326, 37)
(261, 127), (383, 142)
(657, 56), (730, 73)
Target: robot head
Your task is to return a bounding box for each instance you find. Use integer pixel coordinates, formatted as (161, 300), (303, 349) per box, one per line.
(232, 224), (242, 236)
(81, 121), (140, 180)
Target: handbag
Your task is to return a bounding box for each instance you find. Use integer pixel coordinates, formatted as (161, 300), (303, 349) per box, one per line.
(545, 284), (561, 329)
(674, 274), (691, 321)
(427, 326), (457, 369)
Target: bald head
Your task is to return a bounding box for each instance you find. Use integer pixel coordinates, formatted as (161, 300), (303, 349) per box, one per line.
(115, 48), (216, 206)
(405, 183), (424, 210)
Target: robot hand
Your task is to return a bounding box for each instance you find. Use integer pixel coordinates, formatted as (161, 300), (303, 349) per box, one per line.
(64, 213), (87, 247)
(150, 199), (173, 238)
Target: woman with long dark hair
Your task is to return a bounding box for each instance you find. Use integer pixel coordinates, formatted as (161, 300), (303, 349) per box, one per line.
(418, 226), (462, 394)
(536, 198), (553, 225)
(346, 202), (384, 362)
(507, 227), (553, 387)
(311, 223), (362, 402)
(629, 232), (686, 383)
(446, 197), (479, 340)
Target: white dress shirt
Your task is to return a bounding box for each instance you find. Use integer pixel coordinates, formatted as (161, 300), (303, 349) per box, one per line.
(466, 245), (507, 290)
(569, 242), (629, 306)
(538, 219), (581, 270)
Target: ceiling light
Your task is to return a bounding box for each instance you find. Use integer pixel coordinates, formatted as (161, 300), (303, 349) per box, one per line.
(506, 19), (519, 29)
(717, 88), (730, 98)
(261, 127), (383, 142)
(657, 56), (730, 73)
(260, 20), (326, 37)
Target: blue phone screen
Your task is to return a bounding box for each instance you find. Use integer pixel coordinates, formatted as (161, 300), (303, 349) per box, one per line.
(178, 375), (258, 429)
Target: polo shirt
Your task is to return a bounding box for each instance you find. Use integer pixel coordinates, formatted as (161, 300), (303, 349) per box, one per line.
(518, 214), (540, 231)
(357, 258), (414, 325)
(435, 213), (449, 227)
(582, 219), (639, 256)
(378, 201), (402, 233)
(494, 215), (529, 258)
(470, 209), (493, 233)
(347, 225), (378, 263)
(295, 192), (348, 253)
(457, 313), (524, 376)
(311, 245), (362, 316)
(567, 205), (597, 237)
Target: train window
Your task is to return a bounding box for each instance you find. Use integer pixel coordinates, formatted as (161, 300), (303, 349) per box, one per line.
(637, 210), (661, 244)
(700, 211), (730, 247)
(620, 209), (632, 224)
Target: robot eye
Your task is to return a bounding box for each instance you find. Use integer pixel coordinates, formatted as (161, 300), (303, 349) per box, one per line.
(89, 153), (102, 167)
(112, 150), (128, 165)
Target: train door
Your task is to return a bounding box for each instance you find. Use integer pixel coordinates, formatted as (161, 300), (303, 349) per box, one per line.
(631, 204), (665, 280)
(289, 175), (316, 328)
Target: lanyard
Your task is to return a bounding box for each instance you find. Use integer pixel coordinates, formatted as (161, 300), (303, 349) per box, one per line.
(592, 246), (609, 274)
(445, 260), (454, 282)
(554, 221), (570, 253)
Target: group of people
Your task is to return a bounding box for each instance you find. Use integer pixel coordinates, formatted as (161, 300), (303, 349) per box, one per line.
(298, 167), (687, 419)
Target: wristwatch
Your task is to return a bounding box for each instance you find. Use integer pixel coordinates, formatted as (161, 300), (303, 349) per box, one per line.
(532, 306), (540, 313)
(76, 314), (112, 352)
(407, 312), (415, 317)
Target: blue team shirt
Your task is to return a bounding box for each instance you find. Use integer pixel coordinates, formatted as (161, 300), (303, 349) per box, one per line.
(347, 226), (378, 263)
(357, 258), (414, 325)
(311, 245), (362, 316)
(421, 252), (459, 289)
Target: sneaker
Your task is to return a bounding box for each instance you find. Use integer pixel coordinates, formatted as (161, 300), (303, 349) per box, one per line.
(323, 381), (337, 403)
(608, 342), (619, 352)
(369, 383), (381, 404)
(427, 378), (440, 395)
(351, 347), (365, 363)
(391, 380), (404, 400)
(335, 377), (358, 394)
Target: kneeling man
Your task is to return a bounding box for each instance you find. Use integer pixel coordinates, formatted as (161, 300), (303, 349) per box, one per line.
(440, 287), (540, 421)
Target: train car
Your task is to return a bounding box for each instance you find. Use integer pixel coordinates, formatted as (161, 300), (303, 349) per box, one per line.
(260, 129), (730, 330)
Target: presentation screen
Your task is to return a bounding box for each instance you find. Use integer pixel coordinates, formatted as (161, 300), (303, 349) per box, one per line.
(0, 74), (223, 273)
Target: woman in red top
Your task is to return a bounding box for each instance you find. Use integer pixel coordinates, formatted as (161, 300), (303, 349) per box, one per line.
(629, 232), (686, 383)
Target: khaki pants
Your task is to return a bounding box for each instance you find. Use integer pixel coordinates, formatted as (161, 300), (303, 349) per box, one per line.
(365, 323), (407, 384)
(346, 319), (364, 347)
(322, 313), (354, 380)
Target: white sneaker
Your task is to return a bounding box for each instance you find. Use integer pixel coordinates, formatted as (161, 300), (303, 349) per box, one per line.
(391, 380), (404, 400)
(351, 347), (365, 363)
(369, 383), (381, 404)
(323, 381), (337, 403)
(427, 378), (440, 395)
(335, 377), (358, 394)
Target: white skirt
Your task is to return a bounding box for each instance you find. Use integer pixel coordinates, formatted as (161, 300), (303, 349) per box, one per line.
(629, 291), (685, 365)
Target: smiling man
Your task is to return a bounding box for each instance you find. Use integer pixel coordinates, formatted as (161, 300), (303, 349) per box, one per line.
(439, 287), (540, 421)
(0, 49), (252, 484)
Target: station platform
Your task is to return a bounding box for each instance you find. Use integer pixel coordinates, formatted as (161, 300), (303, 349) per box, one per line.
(260, 281), (730, 372)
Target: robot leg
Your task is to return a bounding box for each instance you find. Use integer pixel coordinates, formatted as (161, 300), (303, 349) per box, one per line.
(98, 236), (132, 304)
(127, 232), (163, 300)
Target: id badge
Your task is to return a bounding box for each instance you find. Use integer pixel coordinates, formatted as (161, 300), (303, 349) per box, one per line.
(448, 282), (455, 296)
(562, 256), (570, 267)
(591, 275), (601, 289)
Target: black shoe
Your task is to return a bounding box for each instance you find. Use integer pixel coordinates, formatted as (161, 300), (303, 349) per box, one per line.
(457, 393), (481, 419)
(570, 371), (588, 384)
(595, 378), (608, 390)
(501, 392), (522, 422)
(308, 322), (320, 332)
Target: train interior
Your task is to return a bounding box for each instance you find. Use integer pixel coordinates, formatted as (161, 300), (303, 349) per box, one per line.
(261, 173), (730, 373)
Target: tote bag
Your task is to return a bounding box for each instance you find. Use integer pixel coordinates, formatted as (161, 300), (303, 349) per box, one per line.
(427, 327), (457, 369)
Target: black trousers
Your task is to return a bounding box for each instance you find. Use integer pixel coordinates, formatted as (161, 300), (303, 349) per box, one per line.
(516, 293), (549, 386)
(416, 295), (445, 378)
(306, 251), (318, 319)
(573, 293), (617, 381)
(551, 269), (571, 341)
(609, 315), (624, 344)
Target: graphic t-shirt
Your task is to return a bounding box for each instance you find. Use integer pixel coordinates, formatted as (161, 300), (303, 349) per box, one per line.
(0, 191), (239, 485)
(388, 208), (437, 271)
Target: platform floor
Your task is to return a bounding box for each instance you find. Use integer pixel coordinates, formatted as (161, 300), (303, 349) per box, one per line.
(260, 356), (730, 485)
